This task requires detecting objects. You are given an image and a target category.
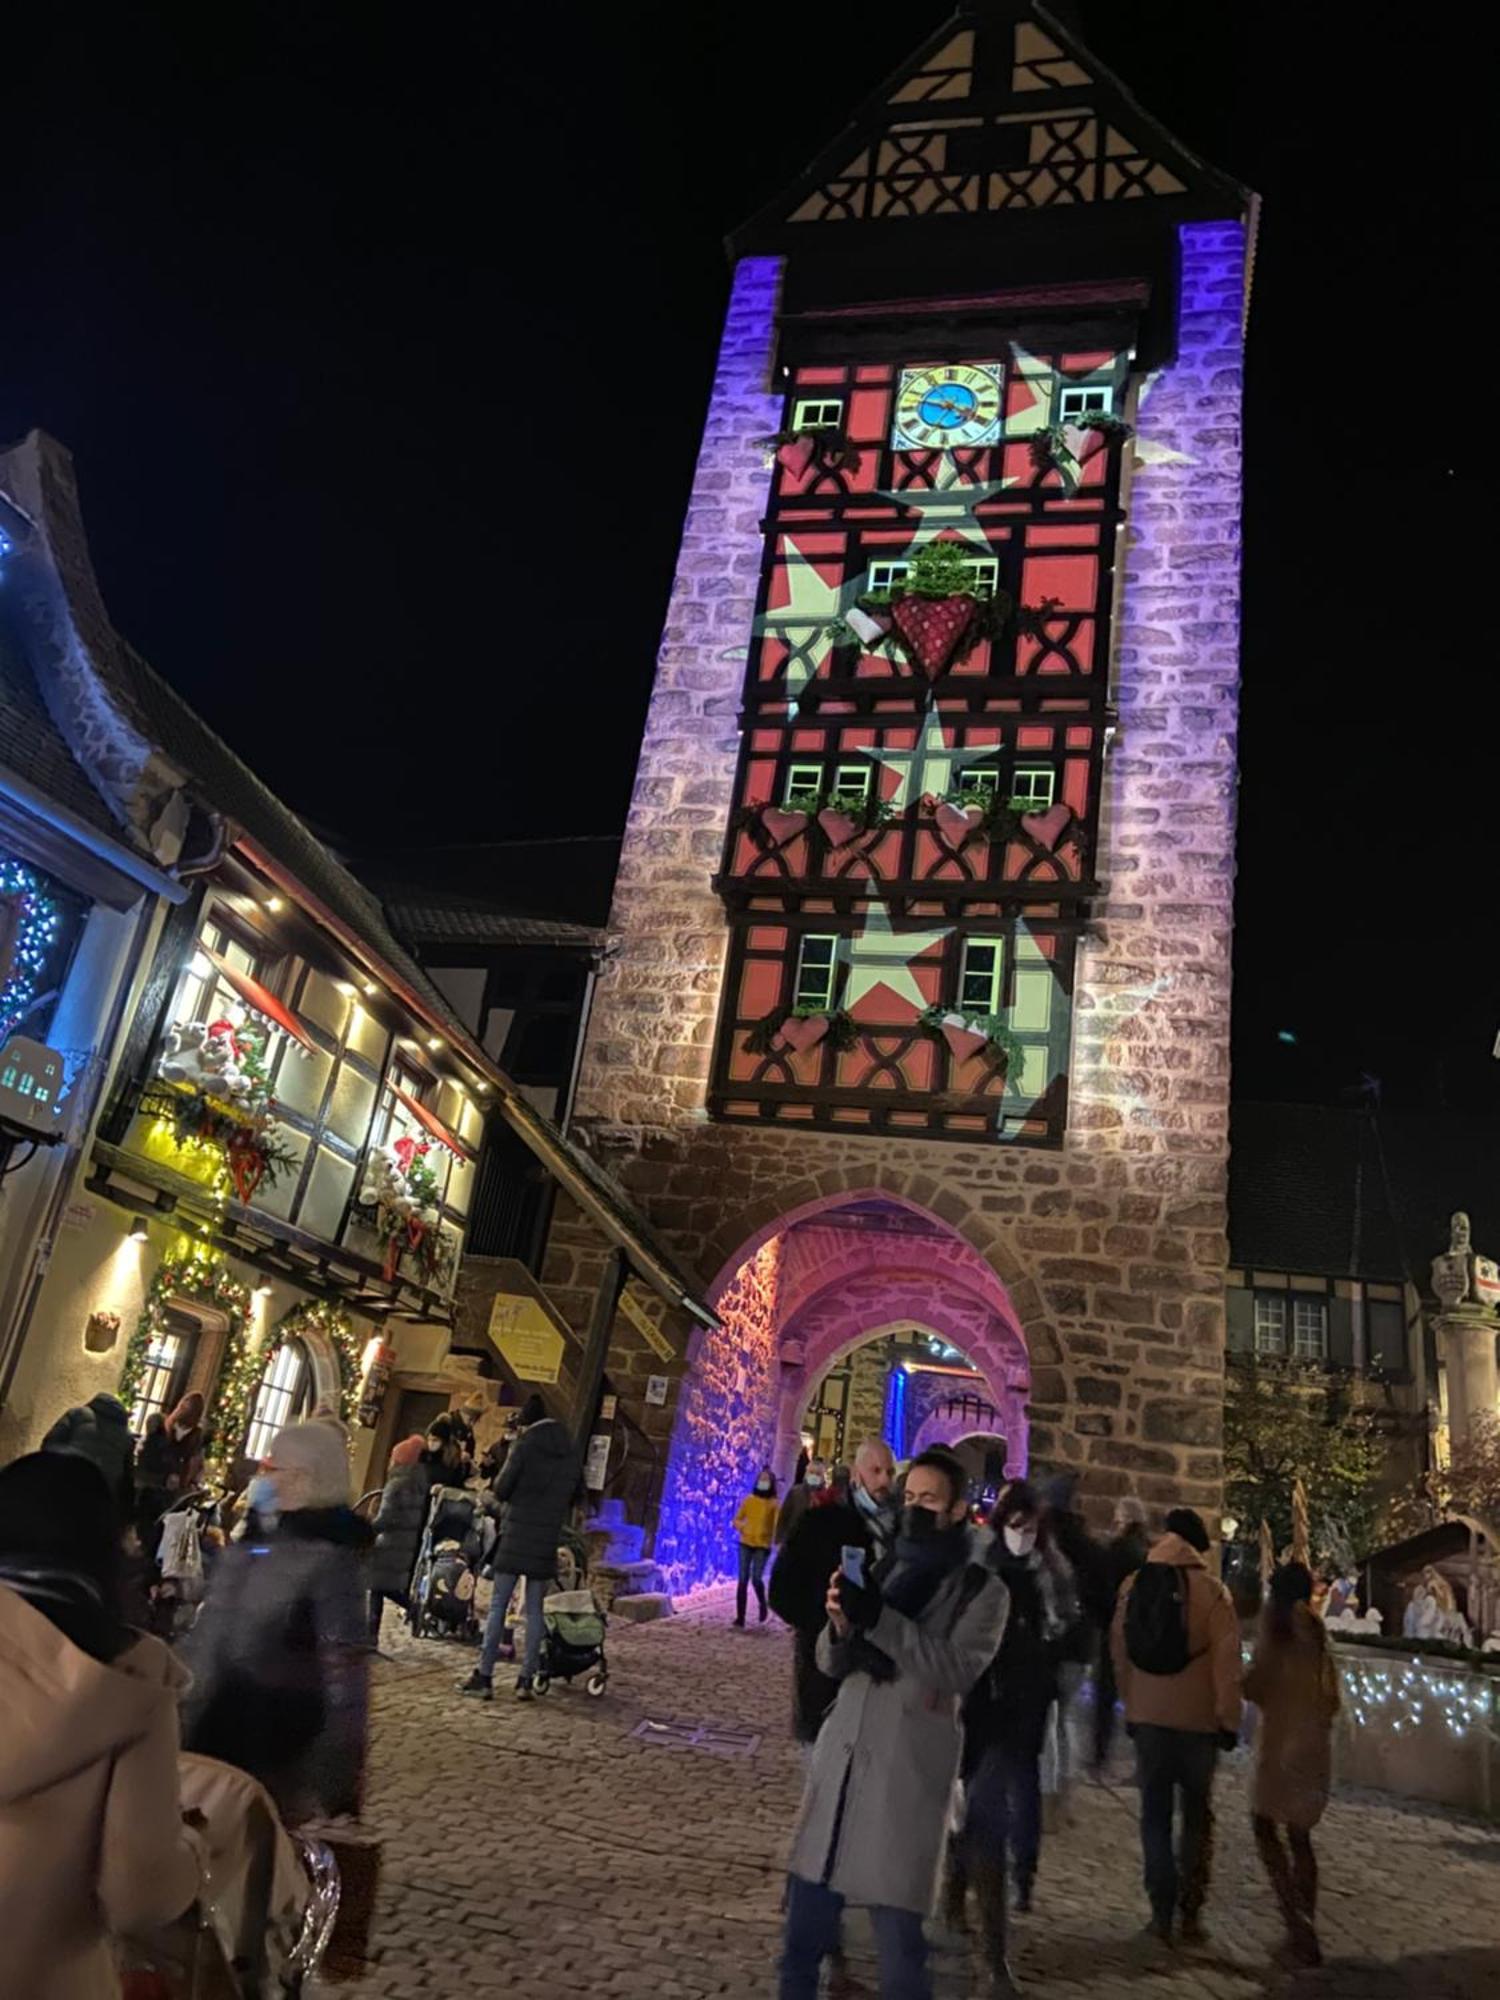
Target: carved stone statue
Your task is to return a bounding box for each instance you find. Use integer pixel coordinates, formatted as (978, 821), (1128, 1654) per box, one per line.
(1432, 1211), (1499, 1315)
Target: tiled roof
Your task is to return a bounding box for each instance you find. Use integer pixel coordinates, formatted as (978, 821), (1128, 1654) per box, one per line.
(382, 902), (606, 950)
(1229, 1101), (1500, 1286)
(0, 601), (124, 840)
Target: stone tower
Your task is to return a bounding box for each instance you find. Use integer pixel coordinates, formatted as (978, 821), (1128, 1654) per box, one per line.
(547, 4), (1254, 1590)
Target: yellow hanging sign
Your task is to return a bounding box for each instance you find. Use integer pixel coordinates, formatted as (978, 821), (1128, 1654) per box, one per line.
(487, 1292), (567, 1384)
(617, 1283), (675, 1362)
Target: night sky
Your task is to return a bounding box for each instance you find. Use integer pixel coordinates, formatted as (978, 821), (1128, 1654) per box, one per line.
(3, 7), (1492, 1115)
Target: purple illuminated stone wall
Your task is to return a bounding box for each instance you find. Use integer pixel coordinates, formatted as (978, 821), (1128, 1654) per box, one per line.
(653, 1236), (782, 1595)
(550, 220), (1246, 1538)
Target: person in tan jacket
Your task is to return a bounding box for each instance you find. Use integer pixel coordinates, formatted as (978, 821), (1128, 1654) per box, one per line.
(1244, 1562), (1340, 1968)
(0, 1451), (202, 1998)
(1110, 1508), (1242, 1946)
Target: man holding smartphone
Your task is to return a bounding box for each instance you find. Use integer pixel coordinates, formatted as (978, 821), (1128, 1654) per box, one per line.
(778, 1448), (1009, 2000)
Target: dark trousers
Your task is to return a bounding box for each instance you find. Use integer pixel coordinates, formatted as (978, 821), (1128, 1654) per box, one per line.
(1092, 1649), (1121, 1768)
(1252, 1816), (1318, 1944)
(1134, 1724), (1218, 1923)
(967, 1739), (1043, 1889)
(736, 1543), (769, 1623)
(779, 1875), (929, 2000)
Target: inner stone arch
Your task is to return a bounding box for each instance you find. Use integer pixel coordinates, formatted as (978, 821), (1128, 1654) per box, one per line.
(652, 1190), (1030, 1595)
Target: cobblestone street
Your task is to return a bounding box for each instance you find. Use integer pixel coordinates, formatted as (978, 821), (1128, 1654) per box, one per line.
(328, 1595), (1500, 1998)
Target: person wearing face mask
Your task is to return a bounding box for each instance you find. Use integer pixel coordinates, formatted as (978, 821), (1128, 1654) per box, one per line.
(951, 1482), (1079, 1995)
(779, 1448), (1008, 2000)
(731, 1466), (779, 1626)
(847, 1437), (898, 1558)
(183, 1422), (373, 1822)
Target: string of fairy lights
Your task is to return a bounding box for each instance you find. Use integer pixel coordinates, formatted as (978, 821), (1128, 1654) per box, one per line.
(1337, 1655), (1498, 1741)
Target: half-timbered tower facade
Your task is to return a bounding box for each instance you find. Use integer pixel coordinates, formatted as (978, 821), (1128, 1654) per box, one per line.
(546, 5), (1255, 1590)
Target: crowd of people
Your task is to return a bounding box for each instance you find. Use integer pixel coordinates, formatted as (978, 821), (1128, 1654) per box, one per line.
(0, 1381), (575, 1993)
(0, 1377), (1343, 1996)
(755, 1443), (1341, 1998)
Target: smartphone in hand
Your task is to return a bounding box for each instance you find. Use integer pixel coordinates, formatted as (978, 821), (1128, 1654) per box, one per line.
(841, 1544), (866, 1588)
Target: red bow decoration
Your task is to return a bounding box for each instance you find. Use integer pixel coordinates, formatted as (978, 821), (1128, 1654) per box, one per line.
(392, 1135), (430, 1175)
(226, 1131), (267, 1205)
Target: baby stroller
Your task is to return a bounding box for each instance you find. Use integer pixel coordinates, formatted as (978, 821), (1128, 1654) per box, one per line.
(534, 1587), (609, 1698)
(408, 1486), (493, 1640)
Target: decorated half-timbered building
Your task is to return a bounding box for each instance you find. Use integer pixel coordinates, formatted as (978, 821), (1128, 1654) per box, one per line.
(545, 4), (1256, 1590)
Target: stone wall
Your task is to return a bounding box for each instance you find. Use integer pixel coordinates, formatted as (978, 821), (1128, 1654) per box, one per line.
(552, 222), (1245, 1537)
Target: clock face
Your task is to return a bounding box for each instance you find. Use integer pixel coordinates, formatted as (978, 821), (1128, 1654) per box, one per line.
(891, 362), (1004, 451)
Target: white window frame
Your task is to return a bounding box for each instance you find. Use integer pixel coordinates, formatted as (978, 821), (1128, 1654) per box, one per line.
(783, 763), (824, 810)
(1254, 1294), (1288, 1357)
(1010, 767), (1056, 808)
(127, 1328), (187, 1438)
(244, 1339), (312, 1462)
(793, 935), (839, 1013)
(1293, 1296), (1328, 1361)
(792, 397), (844, 431)
(1057, 383), (1114, 421)
(830, 764), (872, 806)
(955, 764), (1000, 797)
(867, 555), (998, 598)
(958, 938), (1004, 1016)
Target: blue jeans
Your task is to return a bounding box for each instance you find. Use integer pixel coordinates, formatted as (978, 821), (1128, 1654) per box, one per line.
(779, 1875), (930, 2000)
(736, 1543), (769, 1622)
(1134, 1724), (1219, 1922)
(967, 1739), (1043, 1888)
(479, 1572), (547, 1682)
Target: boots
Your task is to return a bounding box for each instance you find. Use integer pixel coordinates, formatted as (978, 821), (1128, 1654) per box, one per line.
(974, 1857), (1023, 1996)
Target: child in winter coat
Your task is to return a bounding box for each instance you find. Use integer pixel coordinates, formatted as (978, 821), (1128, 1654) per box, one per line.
(732, 1468), (778, 1627)
(1244, 1562), (1341, 1968)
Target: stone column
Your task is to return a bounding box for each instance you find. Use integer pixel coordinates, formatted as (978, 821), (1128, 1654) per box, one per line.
(1437, 1309), (1500, 1450)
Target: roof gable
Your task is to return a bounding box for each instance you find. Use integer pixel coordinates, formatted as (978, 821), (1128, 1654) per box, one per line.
(732, 3), (1245, 255)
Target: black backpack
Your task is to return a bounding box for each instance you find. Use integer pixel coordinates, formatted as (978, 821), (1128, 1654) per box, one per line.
(1124, 1563), (1197, 1675)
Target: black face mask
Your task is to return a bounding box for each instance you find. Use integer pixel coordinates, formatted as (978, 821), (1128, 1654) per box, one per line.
(898, 1503), (945, 1543)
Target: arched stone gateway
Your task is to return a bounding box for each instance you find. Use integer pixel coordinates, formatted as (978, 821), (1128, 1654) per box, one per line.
(653, 1192), (1030, 1594)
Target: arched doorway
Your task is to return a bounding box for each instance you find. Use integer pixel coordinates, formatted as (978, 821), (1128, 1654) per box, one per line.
(654, 1192), (1029, 1594)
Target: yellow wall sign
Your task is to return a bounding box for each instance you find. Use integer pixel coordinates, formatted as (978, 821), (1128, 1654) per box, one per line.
(487, 1292), (566, 1384)
(617, 1284), (675, 1362)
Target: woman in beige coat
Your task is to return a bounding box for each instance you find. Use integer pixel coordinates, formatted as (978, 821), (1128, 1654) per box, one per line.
(1243, 1561), (1340, 1968)
(0, 1452), (201, 1997)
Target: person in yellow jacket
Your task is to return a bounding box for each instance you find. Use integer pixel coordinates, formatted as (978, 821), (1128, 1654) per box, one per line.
(733, 1468), (779, 1627)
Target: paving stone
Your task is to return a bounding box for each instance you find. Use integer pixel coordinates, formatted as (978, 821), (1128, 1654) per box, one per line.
(323, 1598), (1500, 1998)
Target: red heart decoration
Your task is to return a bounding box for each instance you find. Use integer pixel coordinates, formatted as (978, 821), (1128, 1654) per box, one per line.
(777, 437), (816, 478)
(761, 807), (808, 844)
(889, 594), (979, 679)
(941, 1021), (989, 1063)
(1021, 802), (1073, 849)
(935, 801), (986, 846)
(777, 1014), (828, 1053)
(817, 809), (859, 848)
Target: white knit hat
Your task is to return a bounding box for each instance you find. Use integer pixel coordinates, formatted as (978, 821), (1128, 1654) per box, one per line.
(267, 1421), (351, 1508)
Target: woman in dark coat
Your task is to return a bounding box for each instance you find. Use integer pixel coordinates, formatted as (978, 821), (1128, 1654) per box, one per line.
(367, 1434), (431, 1643)
(460, 1394), (579, 1702)
(953, 1482), (1080, 1995)
(183, 1421), (372, 1822)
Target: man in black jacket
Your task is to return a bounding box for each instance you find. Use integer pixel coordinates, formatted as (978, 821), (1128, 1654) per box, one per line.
(768, 1440), (896, 1745)
(459, 1394), (579, 1702)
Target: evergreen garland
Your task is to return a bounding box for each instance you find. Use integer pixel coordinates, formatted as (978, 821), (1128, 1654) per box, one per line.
(118, 1250), (251, 1454)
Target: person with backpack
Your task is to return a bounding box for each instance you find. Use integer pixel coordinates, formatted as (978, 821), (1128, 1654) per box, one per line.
(1244, 1562), (1340, 1968)
(1110, 1507), (1242, 1947)
(779, 1448), (1008, 1999)
(1091, 1497), (1150, 1772)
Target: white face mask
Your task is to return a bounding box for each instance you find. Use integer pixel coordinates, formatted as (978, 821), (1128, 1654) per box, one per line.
(804, 1472), (825, 1490)
(755, 1480), (772, 1495)
(1004, 1524), (1038, 1557)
